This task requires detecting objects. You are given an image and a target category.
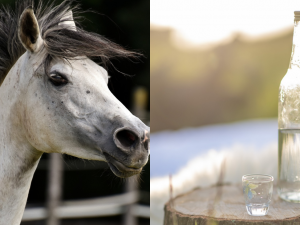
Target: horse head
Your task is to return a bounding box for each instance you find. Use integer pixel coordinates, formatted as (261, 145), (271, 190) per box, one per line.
(15, 6), (149, 178)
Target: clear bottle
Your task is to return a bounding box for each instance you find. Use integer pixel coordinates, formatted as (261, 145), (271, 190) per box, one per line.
(278, 11), (300, 202)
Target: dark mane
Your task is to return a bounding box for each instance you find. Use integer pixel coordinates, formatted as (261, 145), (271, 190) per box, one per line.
(0, 0), (139, 85)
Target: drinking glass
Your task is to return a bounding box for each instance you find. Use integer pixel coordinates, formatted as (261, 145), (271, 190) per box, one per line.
(242, 174), (274, 216)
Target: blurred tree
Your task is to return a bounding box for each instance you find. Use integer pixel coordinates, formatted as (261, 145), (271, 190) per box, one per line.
(151, 27), (292, 132)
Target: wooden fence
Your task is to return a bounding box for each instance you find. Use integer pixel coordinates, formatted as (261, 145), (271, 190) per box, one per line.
(22, 191), (150, 221)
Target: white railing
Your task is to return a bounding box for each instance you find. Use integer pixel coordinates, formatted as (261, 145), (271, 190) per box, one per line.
(23, 154), (149, 224)
(22, 191), (150, 221)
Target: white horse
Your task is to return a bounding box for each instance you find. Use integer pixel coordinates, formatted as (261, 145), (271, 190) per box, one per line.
(0, 1), (150, 224)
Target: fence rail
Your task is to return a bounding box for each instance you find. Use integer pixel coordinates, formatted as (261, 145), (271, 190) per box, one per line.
(22, 191), (150, 221)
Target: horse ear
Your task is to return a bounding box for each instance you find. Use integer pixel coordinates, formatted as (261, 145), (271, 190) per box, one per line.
(59, 10), (77, 31)
(18, 7), (43, 53)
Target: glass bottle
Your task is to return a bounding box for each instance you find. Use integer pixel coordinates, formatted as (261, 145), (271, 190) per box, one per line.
(278, 11), (300, 202)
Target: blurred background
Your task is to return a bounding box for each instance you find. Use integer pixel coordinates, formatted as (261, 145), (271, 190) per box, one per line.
(150, 0), (300, 225)
(1, 0), (149, 224)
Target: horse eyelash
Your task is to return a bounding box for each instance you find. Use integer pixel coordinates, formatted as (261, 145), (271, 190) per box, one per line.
(49, 70), (68, 79)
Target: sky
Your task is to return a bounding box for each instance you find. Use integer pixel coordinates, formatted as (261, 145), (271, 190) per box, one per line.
(151, 0), (300, 47)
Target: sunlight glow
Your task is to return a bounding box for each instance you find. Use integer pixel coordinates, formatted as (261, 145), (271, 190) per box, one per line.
(151, 0), (300, 46)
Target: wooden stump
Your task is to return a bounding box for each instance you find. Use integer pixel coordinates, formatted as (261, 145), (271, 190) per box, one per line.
(164, 184), (300, 225)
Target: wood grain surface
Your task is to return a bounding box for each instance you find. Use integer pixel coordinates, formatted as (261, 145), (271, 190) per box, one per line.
(164, 184), (300, 225)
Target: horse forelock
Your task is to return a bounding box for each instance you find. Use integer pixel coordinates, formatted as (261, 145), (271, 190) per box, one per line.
(0, 0), (140, 85)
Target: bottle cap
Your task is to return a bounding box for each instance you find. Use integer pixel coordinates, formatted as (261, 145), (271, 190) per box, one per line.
(295, 11), (300, 21)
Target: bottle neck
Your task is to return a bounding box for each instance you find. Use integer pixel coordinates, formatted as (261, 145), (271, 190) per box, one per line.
(289, 20), (300, 69)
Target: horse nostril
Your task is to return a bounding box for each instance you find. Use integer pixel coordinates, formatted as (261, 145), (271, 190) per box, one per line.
(116, 130), (138, 147)
(144, 140), (149, 151)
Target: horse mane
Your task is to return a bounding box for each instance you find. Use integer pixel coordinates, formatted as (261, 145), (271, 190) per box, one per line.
(0, 0), (139, 85)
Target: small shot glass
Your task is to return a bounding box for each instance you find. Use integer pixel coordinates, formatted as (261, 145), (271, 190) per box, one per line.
(242, 174), (274, 216)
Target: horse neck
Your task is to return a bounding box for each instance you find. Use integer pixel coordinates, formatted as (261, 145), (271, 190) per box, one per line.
(0, 54), (42, 224)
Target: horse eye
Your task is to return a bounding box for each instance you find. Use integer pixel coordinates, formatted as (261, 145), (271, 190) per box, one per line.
(49, 73), (68, 86)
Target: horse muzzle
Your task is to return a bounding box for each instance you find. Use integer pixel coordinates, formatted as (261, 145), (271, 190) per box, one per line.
(104, 127), (150, 178)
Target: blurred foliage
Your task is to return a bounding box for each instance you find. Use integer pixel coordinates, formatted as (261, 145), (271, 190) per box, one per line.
(151, 28), (292, 132)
